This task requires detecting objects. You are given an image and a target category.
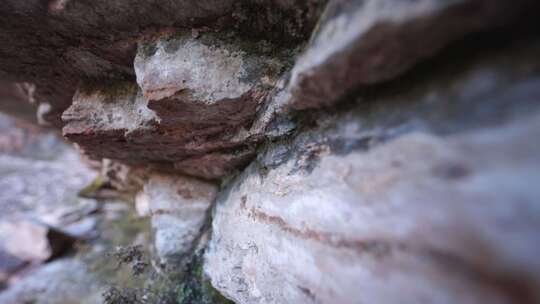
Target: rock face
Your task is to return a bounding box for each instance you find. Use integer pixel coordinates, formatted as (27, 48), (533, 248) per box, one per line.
(0, 0), (320, 127)
(1, 0), (540, 303)
(204, 34), (540, 303)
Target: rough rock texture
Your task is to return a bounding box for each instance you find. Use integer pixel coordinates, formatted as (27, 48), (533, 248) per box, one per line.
(63, 33), (288, 179)
(286, 0), (539, 109)
(0, 0), (233, 126)
(0, 0), (321, 127)
(208, 118), (540, 304)
(139, 174), (217, 270)
(205, 34), (540, 303)
(2, 0), (540, 303)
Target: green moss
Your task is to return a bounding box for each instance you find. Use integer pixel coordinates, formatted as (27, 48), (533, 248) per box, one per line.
(176, 254), (234, 304)
(78, 176), (105, 198)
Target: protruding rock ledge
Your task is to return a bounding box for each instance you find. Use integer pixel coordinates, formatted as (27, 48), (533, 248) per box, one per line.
(134, 34), (284, 128)
(63, 32), (295, 179)
(286, 0), (539, 110)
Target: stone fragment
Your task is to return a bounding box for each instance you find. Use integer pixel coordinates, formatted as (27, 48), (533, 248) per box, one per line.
(0, 113), (97, 217)
(100, 159), (146, 195)
(141, 174), (217, 270)
(286, 0), (539, 109)
(0, 220), (76, 263)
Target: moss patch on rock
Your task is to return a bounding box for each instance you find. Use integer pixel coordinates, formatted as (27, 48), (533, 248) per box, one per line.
(176, 254), (233, 304)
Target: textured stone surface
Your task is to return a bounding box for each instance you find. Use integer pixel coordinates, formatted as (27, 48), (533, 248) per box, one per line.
(207, 117), (540, 304)
(286, 0), (539, 109)
(63, 33), (289, 179)
(2, 1), (540, 303)
(0, 113), (151, 302)
(0, 0), (232, 126)
(140, 173), (217, 270)
(134, 34), (282, 125)
(0, 0), (321, 126)
(205, 37), (540, 304)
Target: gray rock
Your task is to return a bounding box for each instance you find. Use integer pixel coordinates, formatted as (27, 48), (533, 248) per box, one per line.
(0, 259), (103, 304)
(140, 173), (217, 270)
(0, 114), (97, 218)
(205, 36), (540, 303)
(206, 116), (540, 304)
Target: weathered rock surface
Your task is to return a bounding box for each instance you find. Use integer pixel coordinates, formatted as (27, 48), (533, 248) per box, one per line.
(2, 0), (540, 303)
(205, 36), (540, 303)
(286, 0), (540, 109)
(0, 0), (321, 127)
(58, 0), (540, 180)
(0, 0), (233, 126)
(63, 33), (289, 179)
(139, 173), (217, 270)
(0, 113), (103, 289)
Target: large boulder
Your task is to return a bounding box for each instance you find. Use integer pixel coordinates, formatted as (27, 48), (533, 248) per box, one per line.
(205, 34), (540, 304)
